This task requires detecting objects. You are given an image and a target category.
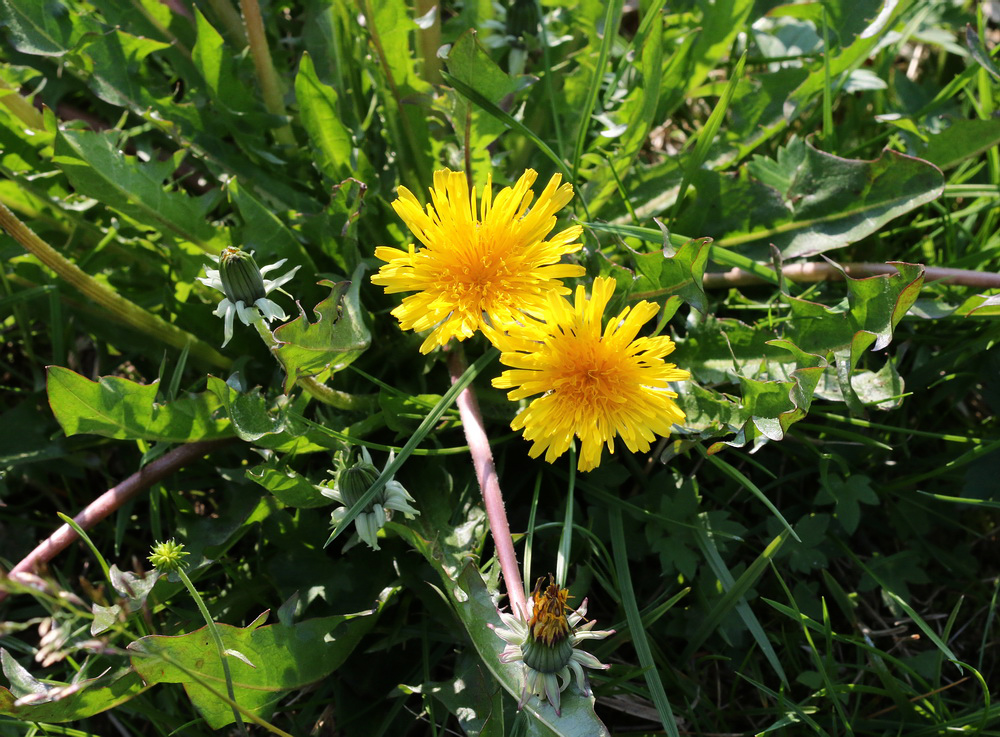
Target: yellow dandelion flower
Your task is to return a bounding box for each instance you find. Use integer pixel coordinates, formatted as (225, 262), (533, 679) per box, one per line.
(371, 168), (585, 353)
(490, 277), (690, 472)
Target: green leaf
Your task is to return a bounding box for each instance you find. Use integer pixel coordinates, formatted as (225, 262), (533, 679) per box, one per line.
(192, 7), (254, 113)
(630, 233), (711, 313)
(128, 604), (383, 729)
(411, 653), (506, 737)
(816, 474), (878, 535)
(47, 366), (232, 443)
(678, 138), (943, 259)
(206, 376), (285, 442)
(0, 0), (94, 56)
(53, 129), (220, 252)
(0, 650), (145, 723)
(965, 24), (1000, 81)
(247, 461), (332, 508)
(273, 266), (371, 393)
(914, 117), (1000, 170)
(444, 30), (518, 179)
(295, 52), (363, 183)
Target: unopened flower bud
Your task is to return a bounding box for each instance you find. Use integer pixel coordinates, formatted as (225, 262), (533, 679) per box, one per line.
(219, 246), (266, 305)
(337, 461), (380, 508)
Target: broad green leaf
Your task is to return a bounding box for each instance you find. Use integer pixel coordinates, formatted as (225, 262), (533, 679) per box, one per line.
(205, 376), (285, 442)
(192, 7), (253, 113)
(47, 366), (232, 443)
(295, 52), (366, 183)
(0, 0), (95, 56)
(408, 653), (506, 737)
(77, 28), (173, 112)
(53, 129), (220, 252)
(444, 30), (518, 179)
(0, 650), (145, 723)
(629, 234), (711, 313)
(247, 461), (332, 508)
(914, 117), (1000, 170)
(128, 605), (383, 729)
(678, 138), (943, 259)
(273, 267), (371, 393)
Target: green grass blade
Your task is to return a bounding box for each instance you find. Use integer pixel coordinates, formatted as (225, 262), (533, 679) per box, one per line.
(681, 524), (790, 686)
(697, 445), (800, 541)
(672, 51), (747, 220)
(609, 507), (678, 737)
(441, 71), (572, 183)
(570, 0), (624, 180)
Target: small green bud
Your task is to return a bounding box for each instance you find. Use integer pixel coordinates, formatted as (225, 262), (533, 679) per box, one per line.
(148, 539), (190, 572)
(219, 246), (266, 305)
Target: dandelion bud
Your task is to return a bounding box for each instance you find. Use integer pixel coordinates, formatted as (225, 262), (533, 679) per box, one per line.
(320, 448), (419, 551)
(219, 246), (266, 305)
(337, 460), (380, 508)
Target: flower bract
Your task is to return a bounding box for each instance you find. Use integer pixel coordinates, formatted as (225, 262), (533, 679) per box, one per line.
(199, 246), (300, 346)
(489, 276), (690, 472)
(492, 577), (613, 715)
(320, 447), (419, 551)
(371, 168), (585, 353)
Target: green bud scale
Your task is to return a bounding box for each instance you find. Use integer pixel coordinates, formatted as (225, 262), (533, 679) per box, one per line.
(521, 633), (575, 673)
(219, 246), (266, 305)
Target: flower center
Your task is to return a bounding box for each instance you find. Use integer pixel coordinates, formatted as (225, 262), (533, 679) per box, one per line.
(445, 246), (515, 314)
(549, 337), (633, 410)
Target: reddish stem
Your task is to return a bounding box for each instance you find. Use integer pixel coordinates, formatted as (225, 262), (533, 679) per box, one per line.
(447, 347), (528, 620)
(703, 261), (1000, 289)
(0, 439), (231, 604)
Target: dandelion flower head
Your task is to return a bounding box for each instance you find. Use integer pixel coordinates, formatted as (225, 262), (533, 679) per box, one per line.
(371, 169), (585, 353)
(492, 576), (613, 715)
(490, 276), (690, 472)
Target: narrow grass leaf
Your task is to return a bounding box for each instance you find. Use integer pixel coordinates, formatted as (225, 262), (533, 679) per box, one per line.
(672, 51), (747, 219)
(698, 447), (799, 540)
(682, 524), (790, 686)
(570, 0), (624, 179)
(441, 71), (572, 184)
(610, 507), (679, 737)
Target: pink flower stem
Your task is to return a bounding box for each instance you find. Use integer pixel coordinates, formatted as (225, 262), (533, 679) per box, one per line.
(0, 439), (232, 604)
(447, 346), (528, 620)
